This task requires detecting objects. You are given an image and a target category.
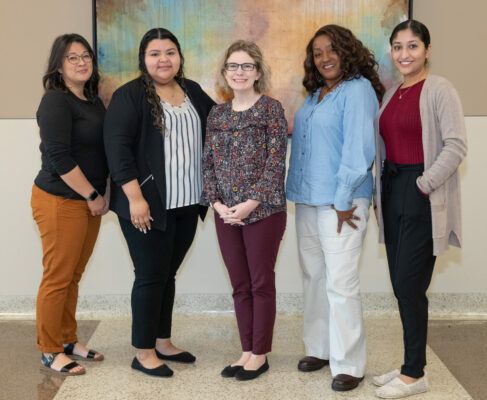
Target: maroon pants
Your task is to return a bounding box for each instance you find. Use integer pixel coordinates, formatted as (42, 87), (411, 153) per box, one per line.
(215, 211), (286, 354)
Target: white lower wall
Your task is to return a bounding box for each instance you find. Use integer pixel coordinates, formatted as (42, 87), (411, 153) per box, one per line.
(0, 117), (484, 296)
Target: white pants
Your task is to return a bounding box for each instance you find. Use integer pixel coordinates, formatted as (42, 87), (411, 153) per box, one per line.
(296, 199), (369, 378)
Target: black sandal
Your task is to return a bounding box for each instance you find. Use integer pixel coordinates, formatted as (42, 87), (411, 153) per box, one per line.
(64, 342), (104, 362)
(41, 353), (85, 376)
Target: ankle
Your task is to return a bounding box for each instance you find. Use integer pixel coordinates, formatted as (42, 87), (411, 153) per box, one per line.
(136, 349), (155, 360)
(398, 374), (420, 384)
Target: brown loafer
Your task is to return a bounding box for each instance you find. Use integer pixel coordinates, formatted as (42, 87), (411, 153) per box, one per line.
(331, 374), (364, 391)
(297, 356), (329, 372)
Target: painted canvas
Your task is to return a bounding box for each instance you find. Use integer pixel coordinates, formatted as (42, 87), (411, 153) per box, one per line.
(95, 0), (410, 132)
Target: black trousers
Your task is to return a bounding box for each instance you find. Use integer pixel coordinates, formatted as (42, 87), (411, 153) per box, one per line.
(381, 162), (436, 378)
(119, 204), (199, 349)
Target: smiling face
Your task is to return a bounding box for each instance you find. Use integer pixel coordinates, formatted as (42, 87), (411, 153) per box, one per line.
(144, 39), (181, 86)
(223, 50), (261, 95)
(312, 34), (342, 86)
(59, 42), (93, 90)
(391, 28), (431, 81)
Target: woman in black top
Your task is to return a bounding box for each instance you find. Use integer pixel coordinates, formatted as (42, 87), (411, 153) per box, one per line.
(31, 34), (108, 376)
(104, 28), (215, 377)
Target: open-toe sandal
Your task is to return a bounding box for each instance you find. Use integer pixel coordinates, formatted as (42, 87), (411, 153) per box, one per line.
(64, 342), (104, 362)
(41, 353), (85, 376)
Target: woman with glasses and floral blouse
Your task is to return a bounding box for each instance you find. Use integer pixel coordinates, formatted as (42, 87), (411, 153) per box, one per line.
(201, 40), (287, 381)
(32, 34), (108, 376)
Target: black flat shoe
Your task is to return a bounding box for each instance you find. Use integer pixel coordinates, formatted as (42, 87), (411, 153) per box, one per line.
(155, 349), (196, 363)
(221, 364), (243, 378)
(131, 357), (173, 377)
(235, 358), (269, 381)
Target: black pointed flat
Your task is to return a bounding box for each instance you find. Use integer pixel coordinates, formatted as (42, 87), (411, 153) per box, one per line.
(155, 349), (196, 363)
(131, 357), (173, 377)
(235, 358), (269, 381)
(221, 364), (243, 378)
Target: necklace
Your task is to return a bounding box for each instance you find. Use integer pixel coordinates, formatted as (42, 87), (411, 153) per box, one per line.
(319, 79), (342, 101)
(398, 85), (414, 99)
(398, 73), (427, 99)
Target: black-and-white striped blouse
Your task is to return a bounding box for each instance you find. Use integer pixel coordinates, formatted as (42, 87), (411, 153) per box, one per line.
(162, 96), (202, 209)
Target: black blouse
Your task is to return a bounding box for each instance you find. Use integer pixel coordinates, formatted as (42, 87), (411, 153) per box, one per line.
(35, 90), (108, 199)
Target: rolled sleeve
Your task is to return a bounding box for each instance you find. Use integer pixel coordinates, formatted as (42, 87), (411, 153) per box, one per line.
(334, 81), (377, 211)
(37, 92), (77, 175)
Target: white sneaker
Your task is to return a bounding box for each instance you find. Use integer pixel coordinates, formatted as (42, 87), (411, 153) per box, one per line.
(372, 369), (400, 386)
(375, 376), (429, 399)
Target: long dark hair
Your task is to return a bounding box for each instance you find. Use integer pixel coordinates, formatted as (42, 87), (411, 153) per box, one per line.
(138, 28), (185, 133)
(303, 24), (385, 101)
(42, 33), (99, 102)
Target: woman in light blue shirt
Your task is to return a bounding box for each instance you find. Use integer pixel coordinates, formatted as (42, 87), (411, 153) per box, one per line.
(286, 24), (384, 392)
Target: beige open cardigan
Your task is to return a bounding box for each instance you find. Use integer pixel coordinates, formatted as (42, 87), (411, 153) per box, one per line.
(373, 74), (467, 256)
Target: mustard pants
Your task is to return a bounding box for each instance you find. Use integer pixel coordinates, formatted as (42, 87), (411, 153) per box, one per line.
(31, 184), (101, 353)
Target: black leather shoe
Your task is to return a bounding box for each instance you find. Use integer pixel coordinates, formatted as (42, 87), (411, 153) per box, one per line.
(331, 374), (364, 391)
(131, 357), (174, 377)
(155, 349), (196, 363)
(235, 358), (269, 381)
(297, 356), (329, 372)
(221, 364), (243, 378)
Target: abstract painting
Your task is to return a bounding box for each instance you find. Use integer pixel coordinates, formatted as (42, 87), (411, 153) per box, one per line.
(95, 0), (411, 132)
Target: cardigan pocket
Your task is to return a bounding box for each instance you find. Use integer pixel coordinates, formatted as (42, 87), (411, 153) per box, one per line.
(429, 183), (446, 207)
(431, 207), (446, 238)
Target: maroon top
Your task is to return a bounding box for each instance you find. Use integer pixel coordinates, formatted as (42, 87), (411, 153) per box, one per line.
(201, 95), (288, 224)
(379, 79), (425, 164)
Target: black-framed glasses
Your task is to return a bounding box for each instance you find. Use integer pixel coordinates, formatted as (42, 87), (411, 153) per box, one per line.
(65, 54), (93, 65)
(224, 62), (256, 71)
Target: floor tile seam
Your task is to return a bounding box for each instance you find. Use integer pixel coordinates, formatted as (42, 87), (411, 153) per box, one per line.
(425, 343), (473, 399)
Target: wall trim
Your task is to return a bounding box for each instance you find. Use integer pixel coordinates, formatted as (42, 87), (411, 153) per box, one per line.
(1, 293), (486, 319)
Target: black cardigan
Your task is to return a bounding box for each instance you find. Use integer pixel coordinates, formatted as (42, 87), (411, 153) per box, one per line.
(104, 77), (215, 231)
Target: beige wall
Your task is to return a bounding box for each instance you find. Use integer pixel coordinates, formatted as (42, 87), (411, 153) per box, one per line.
(0, 1), (485, 297)
(0, 0), (486, 117)
(414, 0), (487, 115)
(0, 117), (484, 296)
(0, 0), (93, 118)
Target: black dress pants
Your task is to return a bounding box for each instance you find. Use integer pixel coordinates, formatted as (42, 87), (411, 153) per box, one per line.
(119, 204), (199, 349)
(381, 162), (436, 378)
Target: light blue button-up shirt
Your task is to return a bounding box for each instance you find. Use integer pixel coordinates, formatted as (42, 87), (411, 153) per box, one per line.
(286, 76), (378, 211)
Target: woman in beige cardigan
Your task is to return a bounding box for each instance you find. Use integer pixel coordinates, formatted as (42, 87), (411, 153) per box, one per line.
(372, 20), (467, 399)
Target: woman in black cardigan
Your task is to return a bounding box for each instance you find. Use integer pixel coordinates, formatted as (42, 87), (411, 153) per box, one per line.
(104, 28), (214, 377)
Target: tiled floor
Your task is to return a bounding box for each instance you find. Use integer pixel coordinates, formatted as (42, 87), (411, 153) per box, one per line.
(0, 315), (484, 400)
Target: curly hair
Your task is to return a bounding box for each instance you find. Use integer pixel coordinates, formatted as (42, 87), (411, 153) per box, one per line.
(216, 40), (271, 96)
(138, 28), (185, 133)
(42, 34), (99, 102)
(303, 25), (384, 101)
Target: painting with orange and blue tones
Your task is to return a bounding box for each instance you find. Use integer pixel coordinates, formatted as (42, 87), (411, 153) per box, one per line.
(95, 0), (410, 132)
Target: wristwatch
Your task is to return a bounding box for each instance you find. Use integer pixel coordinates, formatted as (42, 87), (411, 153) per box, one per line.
(85, 190), (99, 201)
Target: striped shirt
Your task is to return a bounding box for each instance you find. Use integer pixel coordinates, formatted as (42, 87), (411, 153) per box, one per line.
(162, 96), (203, 209)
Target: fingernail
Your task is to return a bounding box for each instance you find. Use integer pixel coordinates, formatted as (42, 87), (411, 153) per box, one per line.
(143, 229), (147, 234)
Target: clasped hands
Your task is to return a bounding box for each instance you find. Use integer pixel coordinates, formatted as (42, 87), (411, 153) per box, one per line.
(213, 199), (260, 226)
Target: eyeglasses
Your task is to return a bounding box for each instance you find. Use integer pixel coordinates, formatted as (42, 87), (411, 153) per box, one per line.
(224, 63), (256, 71)
(65, 54), (93, 65)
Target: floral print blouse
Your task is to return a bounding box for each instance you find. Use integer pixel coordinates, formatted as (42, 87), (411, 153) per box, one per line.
(201, 95), (288, 224)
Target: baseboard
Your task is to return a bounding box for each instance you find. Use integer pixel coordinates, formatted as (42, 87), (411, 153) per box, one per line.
(1, 293), (486, 319)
